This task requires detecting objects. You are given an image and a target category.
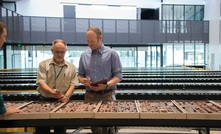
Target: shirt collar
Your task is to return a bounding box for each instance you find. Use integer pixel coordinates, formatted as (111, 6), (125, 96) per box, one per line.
(91, 44), (104, 55)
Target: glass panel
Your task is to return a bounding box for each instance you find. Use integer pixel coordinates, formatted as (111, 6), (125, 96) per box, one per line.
(65, 46), (84, 68)
(5, 45), (83, 69)
(35, 46), (52, 68)
(138, 47), (146, 67)
(22, 45), (37, 68)
(6, 45), (26, 69)
(163, 5), (204, 21)
(195, 5), (204, 20)
(195, 44), (204, 65)
(156, 46), (161, 67)
(35, 45), (82, 68)
(151, 46), (156, 67)
(3, 44), (205, 69)
(184, 44), (194, 65)
(174, 6), (184, 20)
(0, 49), (3, 69)
(162, 5), (173, 20)
(2, 2), (16, 11)
(145, 47), (151, 67)
(185, 6), (195, 20)
(174, 44), (184, 66)
(138, 46), (161, 67)
(163, 43), (173, 67)
(112, 47), (136, 67)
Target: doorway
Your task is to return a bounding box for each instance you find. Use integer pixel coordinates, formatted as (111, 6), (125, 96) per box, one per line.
(141, 8), (159, 20)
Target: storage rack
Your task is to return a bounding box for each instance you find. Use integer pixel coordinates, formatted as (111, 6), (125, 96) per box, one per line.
(1, 68), (221, 101)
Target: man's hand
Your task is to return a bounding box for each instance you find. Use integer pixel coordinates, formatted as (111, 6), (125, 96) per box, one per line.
(58, 95), (69, 103)
(4, 108), (23, 116)
(51, 89), (63, 98)
(82, 77), (91, 86)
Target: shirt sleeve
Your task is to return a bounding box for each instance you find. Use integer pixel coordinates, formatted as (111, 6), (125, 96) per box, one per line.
(0, 96), (6, 115)
(111, 51), (123, 80)
(36, 61), (47, 84)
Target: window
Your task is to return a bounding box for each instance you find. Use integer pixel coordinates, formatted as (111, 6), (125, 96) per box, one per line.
(2, 2), (16, 12)
(162, 4), (204, 20)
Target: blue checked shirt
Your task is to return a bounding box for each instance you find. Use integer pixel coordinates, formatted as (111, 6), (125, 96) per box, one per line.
(78, 44), (122, 91)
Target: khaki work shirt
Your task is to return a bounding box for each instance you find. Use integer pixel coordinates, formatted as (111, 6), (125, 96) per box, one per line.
(36, 58), (79, 98)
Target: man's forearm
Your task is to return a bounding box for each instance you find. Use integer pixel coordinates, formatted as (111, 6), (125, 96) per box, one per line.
(65, 85), (75, 98)
(39, 82), (54, 94)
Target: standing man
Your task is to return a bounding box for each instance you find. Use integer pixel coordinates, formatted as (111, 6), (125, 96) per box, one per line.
(0, 21), (22, 115)
(78, 26), (122, 133)
(36, 39), (79, 134)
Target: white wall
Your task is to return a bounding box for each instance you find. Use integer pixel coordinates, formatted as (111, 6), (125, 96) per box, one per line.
(16, 0), (63, 17)
(16, 0), (161, 19)
(75, 5), (137, 20)
(16, 0), (205, 19)
(204, 0), (221, 70)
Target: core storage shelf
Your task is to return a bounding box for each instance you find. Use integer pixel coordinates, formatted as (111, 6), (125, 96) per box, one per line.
(173, 100), (221, 120)
(95, 100), (139, 119)
(2, 100), (221, 120)
(4, 101), (63, 120)
(137, 100), (186, 119)
(50, 100), (101, 119)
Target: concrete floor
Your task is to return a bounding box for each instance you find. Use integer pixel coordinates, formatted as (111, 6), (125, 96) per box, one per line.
(67, 127), (221, 134)
(1, 127), (221, 134)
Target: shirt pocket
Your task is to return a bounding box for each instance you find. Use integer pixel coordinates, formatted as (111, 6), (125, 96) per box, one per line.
(63, 76), (72, 87)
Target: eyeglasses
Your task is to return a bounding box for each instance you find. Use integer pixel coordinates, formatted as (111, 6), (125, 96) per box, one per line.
(53, 50), (66, 55)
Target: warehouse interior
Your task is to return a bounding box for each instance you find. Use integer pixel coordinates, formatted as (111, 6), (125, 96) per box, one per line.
(1, 0), (221, 134)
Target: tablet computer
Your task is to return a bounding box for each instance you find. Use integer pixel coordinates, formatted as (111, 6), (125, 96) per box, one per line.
(90, 79), (108, 86)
